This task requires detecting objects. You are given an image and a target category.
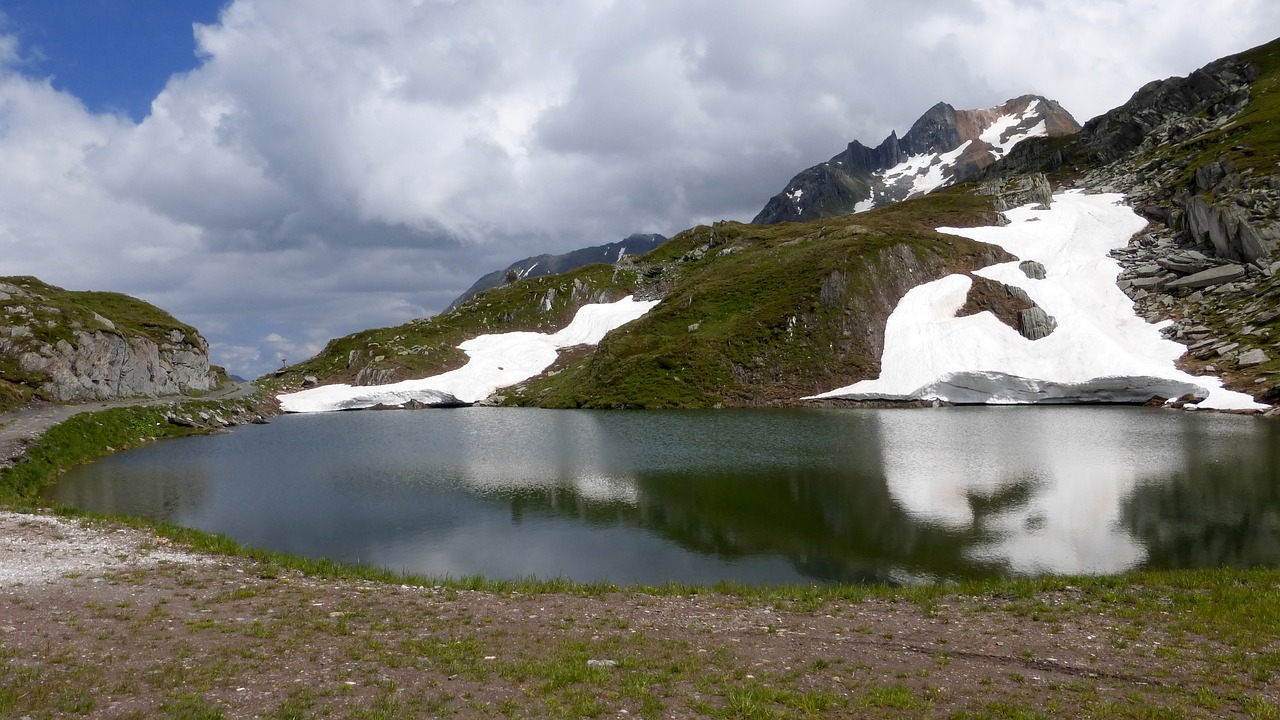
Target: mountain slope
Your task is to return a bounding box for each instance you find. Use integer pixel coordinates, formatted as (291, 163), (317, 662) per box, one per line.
(0, 276), (218, 410)
(753, 95), (1079, 224)
(270, 190), (1012, 408)
(983, 35), (1280, 399)
(446, 233), (667, 311)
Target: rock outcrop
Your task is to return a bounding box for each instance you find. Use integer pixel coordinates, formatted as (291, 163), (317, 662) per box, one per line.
(0, 277), (216, 404)
(978, 173), (1053, 213)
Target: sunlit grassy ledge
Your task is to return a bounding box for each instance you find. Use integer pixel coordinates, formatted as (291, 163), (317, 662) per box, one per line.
(5, 400), (1280, 626)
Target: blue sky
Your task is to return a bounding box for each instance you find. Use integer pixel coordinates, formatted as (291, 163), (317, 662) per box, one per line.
(1, 0), (225, 119)
(0, 1), (1277, 379)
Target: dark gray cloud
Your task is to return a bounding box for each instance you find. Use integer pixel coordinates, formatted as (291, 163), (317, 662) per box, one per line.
(0, 0), (1277, 378)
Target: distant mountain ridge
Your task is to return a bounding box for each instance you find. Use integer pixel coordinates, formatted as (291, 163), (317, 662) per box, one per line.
(447, 233), (667, 311)
(753, 94), (1080, 224)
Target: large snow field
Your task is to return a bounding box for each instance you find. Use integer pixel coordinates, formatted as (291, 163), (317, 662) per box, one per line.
(811, 191), (1266, 410)
(279, 296), (658, 413)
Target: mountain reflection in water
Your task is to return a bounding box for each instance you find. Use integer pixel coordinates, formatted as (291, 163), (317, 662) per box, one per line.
(48, 407), (1280, 585)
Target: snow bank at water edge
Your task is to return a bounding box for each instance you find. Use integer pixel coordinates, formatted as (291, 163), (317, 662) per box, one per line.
(279, 296), (659, 413)
(809, 192), (1267, 411)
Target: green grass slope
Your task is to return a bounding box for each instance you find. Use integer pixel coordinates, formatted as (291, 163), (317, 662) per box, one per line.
(266, 261), (650, 391)
(514, 191), (1006, 408)
(276, 188), (1008, 408)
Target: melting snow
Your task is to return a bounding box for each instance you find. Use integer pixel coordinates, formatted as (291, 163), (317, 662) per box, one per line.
(809, 192), (1267, 410)
(279, 296), (659, 413)
(909, 141), (971, 197)
(980, 100), (1048, 159)
(879, 141), (973, 200)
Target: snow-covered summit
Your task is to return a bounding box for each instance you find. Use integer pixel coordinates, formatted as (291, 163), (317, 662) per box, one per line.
(753, 95), (1079, 224)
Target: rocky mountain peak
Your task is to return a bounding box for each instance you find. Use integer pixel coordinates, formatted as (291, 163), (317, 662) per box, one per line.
(753, 95), (1080, 225)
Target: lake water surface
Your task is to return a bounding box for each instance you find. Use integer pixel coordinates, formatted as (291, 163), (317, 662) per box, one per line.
(47, 407), (1280, 585)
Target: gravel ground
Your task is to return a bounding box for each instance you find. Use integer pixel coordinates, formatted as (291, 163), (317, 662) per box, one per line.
(0, 510), (209, 588)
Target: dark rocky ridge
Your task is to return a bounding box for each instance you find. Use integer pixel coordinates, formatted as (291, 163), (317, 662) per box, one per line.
(753, 95), (1079, 225)
(447, 233), (666, 311)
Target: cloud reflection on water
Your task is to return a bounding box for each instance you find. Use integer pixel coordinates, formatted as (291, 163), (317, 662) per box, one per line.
(874, 407), (1193, 575)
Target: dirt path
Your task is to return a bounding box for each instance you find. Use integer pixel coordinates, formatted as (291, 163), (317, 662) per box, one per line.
(0, 382), (256, 470)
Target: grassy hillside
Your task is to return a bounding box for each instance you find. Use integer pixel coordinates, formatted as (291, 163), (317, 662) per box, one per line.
(276, 188), (1009, 408)
(1166, 36), (1280, 182)
(513, 191), (1005, 408)
(1, 276), (200, 346)
(266, 261), (651, 391)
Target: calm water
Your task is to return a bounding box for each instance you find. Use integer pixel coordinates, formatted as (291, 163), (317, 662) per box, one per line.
(47, 407), (1280, 585)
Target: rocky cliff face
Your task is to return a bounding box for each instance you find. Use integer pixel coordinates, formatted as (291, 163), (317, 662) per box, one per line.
(0, 277), (217, 405)
(753, 95), (1079, 224)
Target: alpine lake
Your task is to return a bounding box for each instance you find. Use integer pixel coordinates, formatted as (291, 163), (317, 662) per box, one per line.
(46, 406), (1280, 586)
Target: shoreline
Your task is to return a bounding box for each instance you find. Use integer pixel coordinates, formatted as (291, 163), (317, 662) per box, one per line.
(2, 398), (1280, 716)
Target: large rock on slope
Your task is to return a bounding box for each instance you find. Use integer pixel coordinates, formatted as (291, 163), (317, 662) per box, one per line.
(0, 277), (216, 403)
(753, 95), (1079, 224)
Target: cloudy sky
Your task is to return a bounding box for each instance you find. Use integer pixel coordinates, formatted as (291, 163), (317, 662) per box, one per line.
(0, 1), (1276, 378)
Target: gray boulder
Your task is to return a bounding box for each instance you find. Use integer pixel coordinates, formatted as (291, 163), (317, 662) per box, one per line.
(1018, 260), (1048, 280)
(1185, 196), (1277, 264)
(982, 173), (1055, 212)
(1019, 306), (1058, 341)
(1238, 348), (1269, 368)
(1164, 264), (1247, 290)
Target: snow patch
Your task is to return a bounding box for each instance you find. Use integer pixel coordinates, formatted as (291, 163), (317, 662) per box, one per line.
(980, 100), (1048, 159)
(279, 297), (659, 413)
(879, 141), (972, 200)
(809, 192), (1267, 410)
(788, 187), (805, 215)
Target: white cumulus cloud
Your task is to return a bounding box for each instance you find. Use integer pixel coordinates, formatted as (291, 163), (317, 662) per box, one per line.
(0, 0), (1276, 378)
